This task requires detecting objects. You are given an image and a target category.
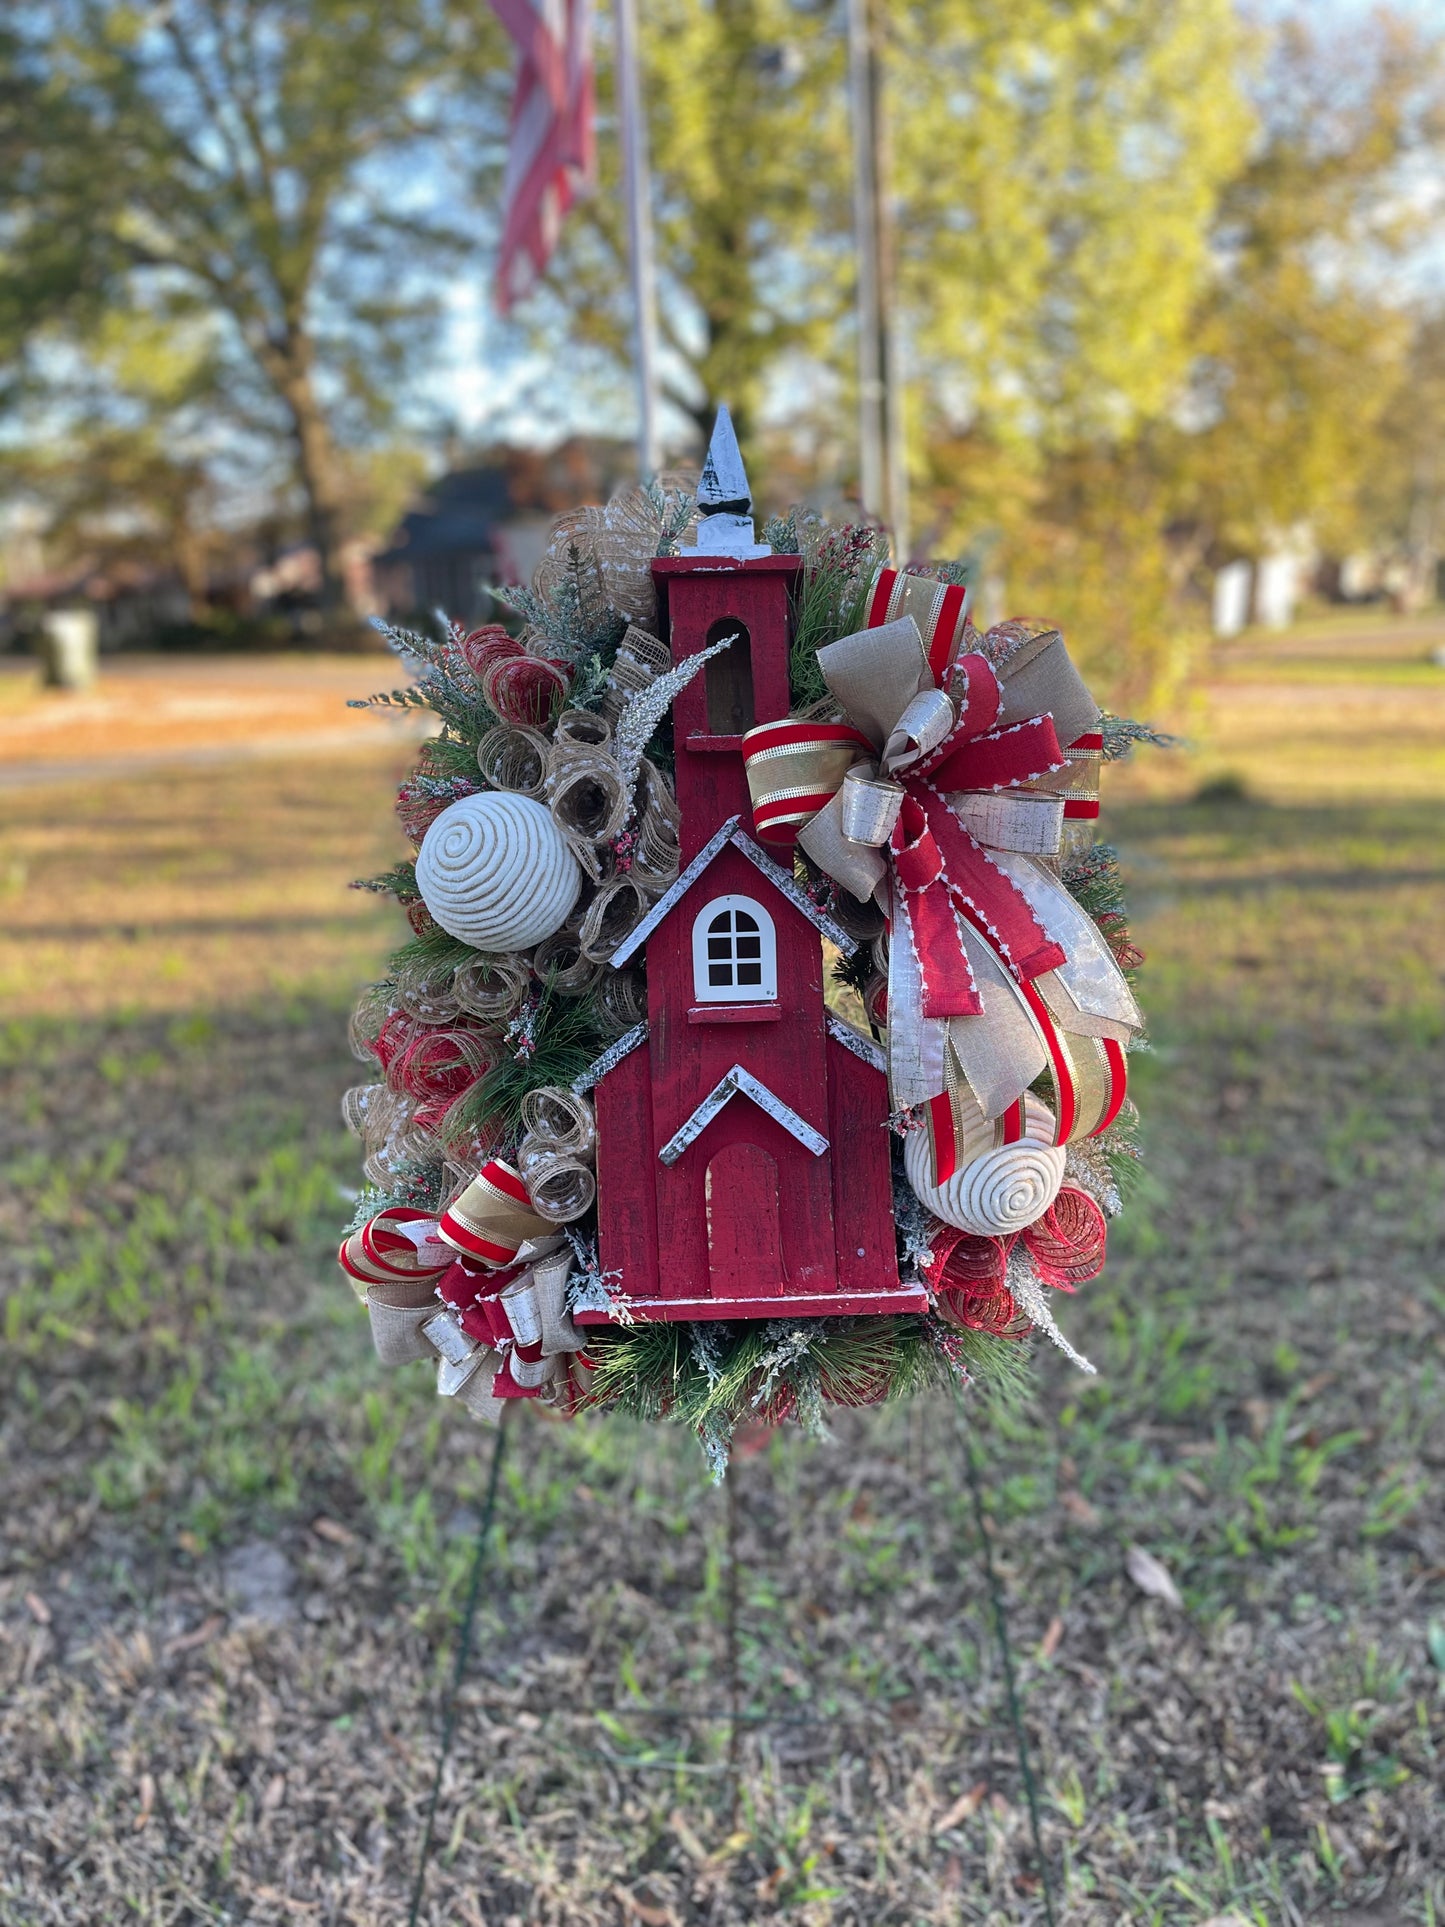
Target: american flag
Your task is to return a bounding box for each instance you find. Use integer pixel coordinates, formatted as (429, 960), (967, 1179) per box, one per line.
(492, 0), (595, 312)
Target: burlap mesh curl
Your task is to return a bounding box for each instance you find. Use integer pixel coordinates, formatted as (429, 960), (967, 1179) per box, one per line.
(477, 723), (550, 798)
(597, 962), (648, 1036)
(452, 953), (530, 1024)
(579, 875), (649, 962)
(531, 927), (605, 998)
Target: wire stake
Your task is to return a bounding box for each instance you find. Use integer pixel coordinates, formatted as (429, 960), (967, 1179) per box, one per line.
(408, 1416), (508, 1927)
(954, 1395), (1058, 1927)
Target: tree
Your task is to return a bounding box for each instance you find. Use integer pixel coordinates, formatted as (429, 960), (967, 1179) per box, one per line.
(896, 0), (1253, 459)
(1364, 311), (1445, 608)
(520, 0), (853, 459)
(1155, 12), (1444, 574)
(2, 1), (509, 616)
(919, 7), (1445, 693)
(522, 0), (1251, 498)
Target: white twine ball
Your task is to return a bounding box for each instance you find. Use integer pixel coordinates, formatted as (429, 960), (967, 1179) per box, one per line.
(416, 793), (581, 951)
(905, 1096), (1066, 1236)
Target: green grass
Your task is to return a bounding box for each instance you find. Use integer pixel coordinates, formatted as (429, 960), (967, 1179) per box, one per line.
(2, 624), (1444, 1922)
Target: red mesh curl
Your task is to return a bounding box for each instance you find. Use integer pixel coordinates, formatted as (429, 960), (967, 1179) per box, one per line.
(1022, 1186), (1107, 1291)
(483, 655), (569, 727)
(457, 625), (519, 682)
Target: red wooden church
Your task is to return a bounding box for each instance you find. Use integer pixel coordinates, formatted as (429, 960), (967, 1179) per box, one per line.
(576, 414), (927, 1325)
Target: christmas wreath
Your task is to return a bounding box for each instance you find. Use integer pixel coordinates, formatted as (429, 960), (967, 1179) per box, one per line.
(339, 413), (1156, 1470)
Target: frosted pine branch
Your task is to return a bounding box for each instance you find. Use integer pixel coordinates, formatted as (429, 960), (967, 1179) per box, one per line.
(614, 631), (738, 814)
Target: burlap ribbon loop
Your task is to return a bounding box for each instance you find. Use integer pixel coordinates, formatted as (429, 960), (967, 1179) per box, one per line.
(365, 1278), (449, 1366)
(438, 1159), (552, 1267)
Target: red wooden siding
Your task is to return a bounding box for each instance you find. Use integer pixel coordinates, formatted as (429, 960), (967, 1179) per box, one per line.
(580, 548), (928, 1328)
(646, 843), (835, 1302)
(654, 555), (801, 860)
(706, 1143), (787, 1298)
(593, 1032), (660, 1301)
(825, 1030), (902, 1294)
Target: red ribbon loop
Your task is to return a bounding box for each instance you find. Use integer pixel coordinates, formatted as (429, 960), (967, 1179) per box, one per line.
(923, 713), (1064, 797)
(890, 798), (944, 891)
(940, 653), (1002, 733)
(881, 666), (1069, 1000)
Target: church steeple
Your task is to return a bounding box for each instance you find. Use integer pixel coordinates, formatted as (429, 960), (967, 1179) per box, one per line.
(693, 406), (771, 560)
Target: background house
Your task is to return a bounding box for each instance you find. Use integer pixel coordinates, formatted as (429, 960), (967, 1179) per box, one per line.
(371, 437), (640, 627)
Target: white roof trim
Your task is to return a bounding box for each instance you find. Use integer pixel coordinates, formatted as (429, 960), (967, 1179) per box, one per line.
(657, 1063), (829, 1167)
(826, 1010), (886, 1073)
(610, 817), (741, 968)
(730, 831), (858, 953)
(572, 1021), (649, 1095)
(610, 816), (860, 969)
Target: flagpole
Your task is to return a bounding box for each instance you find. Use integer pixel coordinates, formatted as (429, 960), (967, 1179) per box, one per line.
(613, 0), (662, 479)
(846, 0), (907, 557)
(847, 0), (884, 525)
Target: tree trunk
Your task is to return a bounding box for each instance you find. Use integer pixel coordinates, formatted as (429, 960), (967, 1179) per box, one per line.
(270, 338), (348, 617)
(1399, 461), (1441, 615)
(174, 520), (210, 617)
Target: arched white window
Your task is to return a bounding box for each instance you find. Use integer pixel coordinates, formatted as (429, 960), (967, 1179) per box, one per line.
(692, 894), (777, 1004)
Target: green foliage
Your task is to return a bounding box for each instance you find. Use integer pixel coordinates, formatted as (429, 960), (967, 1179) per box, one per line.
(583, 1313), (1030, 1466)
(350, 860), (418, 902)
(899, 1), (1254, 447)
(1061, 843), (1127, 924)
(386, 924), (476, 983)
(1102, 716), (1179, 760)
(1062, 842), (1143, 984)
(370, 618), (502, 744)
(419, 732), (492, 786)
(1161, 15), (1440, 561)
(788, 518), (893, 707)
(347, 688), (434, 713)
(443, 990), (603, 1145)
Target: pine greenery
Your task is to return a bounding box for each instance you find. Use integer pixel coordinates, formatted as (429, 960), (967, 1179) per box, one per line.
(386, 924), (477, 981)
(788, 518), (892, 706)
(582, 1313), (1034, 1451)
(442, 988), (604, 1144)
(369, 615), (502, 743)
(351, 860), (418, 901)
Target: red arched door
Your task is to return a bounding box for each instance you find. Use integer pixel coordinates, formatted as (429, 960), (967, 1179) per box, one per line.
(705, 1142), (786, 1298)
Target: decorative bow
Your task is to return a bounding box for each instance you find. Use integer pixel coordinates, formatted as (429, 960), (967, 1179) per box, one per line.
(339, 1168), (593, 1418)
(742, 591), (1146, 1182)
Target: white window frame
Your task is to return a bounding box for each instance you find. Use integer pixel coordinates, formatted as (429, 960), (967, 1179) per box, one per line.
(691, 894), (778, 1004)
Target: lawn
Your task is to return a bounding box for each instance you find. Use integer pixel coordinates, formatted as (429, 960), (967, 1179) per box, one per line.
(1, 628), (1442, 1925)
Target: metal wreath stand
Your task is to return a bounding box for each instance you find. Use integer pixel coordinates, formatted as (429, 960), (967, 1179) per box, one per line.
(405, 1398), (1059, 1927)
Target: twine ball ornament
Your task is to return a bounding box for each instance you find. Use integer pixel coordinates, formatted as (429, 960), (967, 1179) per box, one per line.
(416, 793), (581, 951)
(905, 1096), (1067, 1236)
